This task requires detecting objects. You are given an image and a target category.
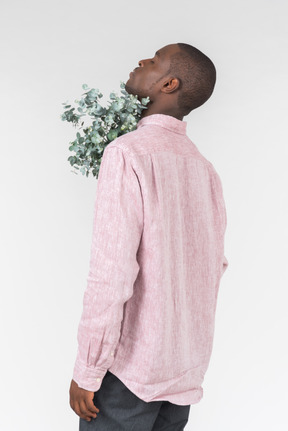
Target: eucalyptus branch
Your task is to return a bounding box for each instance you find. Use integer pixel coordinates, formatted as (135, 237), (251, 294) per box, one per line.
(61, 81), (150, 178)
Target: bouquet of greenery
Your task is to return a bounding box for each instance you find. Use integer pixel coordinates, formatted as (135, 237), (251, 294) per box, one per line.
(61, 81), (150, 179)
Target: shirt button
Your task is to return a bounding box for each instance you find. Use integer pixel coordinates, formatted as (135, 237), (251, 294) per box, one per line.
(110, 351), (114, 356)
(96, 378), (100, 382)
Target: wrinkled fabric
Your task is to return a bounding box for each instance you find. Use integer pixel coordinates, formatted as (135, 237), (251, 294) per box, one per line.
(79, 371), (191, 431)
(73, 114), (228, 405)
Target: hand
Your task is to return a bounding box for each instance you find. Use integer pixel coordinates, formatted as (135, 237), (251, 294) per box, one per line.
(69, 379), (100, 422)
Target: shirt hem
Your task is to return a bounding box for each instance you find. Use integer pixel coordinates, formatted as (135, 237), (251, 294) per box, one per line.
(108, 365), (204, 405)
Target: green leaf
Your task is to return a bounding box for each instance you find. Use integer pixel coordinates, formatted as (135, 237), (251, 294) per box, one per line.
(107, 130), (118, 141)
(141, 97), (150, 105)
(62, 80), (149, 179)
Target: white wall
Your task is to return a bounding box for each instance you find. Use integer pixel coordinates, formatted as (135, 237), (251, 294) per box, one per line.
(1, 0), (287, 430)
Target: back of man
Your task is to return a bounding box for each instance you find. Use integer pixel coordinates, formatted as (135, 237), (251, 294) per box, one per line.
(106, 113), (228, 405)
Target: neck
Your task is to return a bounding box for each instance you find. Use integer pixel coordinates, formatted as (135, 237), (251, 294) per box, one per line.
(141, 101), (183, 121)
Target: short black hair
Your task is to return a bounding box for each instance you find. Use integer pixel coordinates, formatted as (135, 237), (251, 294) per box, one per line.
(168, 43), (217, 116)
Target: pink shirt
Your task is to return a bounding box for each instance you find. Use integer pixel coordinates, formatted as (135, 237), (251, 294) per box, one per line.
(73, 113), (228, 405)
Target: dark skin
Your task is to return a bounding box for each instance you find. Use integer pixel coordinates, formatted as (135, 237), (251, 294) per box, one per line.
(69, 380), (99, 422)
(69, 43), (183, 423)
(125, 43), (184, 120)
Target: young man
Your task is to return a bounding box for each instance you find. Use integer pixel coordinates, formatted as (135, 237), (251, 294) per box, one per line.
(69, 43), (229, 430)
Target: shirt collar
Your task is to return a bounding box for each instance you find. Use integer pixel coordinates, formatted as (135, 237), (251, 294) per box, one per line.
(136, 114), (187, 135)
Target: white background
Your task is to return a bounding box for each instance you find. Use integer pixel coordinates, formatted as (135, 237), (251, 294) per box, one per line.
(1, 0), (287, 430)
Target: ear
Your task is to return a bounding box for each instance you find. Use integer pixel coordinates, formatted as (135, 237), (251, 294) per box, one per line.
(161, 77), (180, 94)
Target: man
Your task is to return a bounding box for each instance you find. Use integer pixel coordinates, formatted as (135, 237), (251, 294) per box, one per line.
(70, 43), (229, 430)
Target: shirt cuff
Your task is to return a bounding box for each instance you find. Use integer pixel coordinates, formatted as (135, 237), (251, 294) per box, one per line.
(73, 360), (107, 392)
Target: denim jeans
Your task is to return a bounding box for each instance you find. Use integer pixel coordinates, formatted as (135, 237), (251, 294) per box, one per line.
(79, 371), (190, 431)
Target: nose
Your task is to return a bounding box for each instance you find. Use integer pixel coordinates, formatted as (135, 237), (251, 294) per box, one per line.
(138, 58), (149, 67)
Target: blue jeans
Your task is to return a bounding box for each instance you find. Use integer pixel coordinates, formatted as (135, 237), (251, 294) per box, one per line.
(79, 371), (191, 430)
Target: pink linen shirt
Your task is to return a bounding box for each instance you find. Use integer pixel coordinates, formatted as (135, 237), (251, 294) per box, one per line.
(73, 113), (228, 405)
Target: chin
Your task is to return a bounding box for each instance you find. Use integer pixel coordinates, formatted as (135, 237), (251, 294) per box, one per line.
(125, 83), (142, 101)
(125, 82), (136, 95)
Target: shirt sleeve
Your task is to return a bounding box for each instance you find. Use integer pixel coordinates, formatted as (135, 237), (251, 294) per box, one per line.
(221, 184), (229, 276)
(72, 145), (143, 392)
(212, 170), (229, 277)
